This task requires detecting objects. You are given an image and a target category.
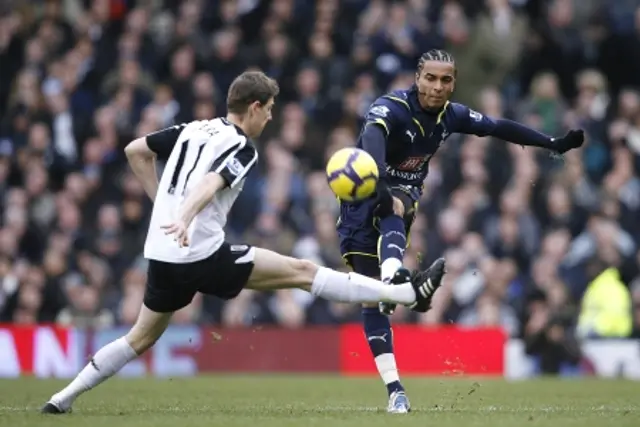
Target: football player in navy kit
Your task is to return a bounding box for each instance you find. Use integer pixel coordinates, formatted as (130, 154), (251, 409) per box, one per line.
(338, 49), (584, 413)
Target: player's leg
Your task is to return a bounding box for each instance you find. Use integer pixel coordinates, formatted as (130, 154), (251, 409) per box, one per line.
(42, 260), (191, 414)
(244, 246), (419, 304)
(378, 189), (418, 315)
(347, 254), (409, 413)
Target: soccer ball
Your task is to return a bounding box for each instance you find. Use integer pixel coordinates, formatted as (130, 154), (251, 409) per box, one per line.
(326, 147), (379, 201)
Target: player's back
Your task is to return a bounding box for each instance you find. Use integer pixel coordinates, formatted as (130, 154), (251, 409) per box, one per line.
(144, 118), (257, 264)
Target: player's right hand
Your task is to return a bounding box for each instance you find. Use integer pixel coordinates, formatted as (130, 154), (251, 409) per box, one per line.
(161, 220), (189, 247)
(552, 129), (584, 154)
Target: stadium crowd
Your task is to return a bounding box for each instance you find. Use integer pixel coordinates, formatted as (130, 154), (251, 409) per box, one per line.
(1, 0), (640, 359)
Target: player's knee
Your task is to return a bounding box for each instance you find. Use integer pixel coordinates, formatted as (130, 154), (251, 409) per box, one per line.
(289, 258), (318, 287)
(392, 197), (405, 217)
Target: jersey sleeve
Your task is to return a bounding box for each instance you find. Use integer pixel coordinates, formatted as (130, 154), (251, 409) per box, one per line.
(209, 141), (258, 188)
(145, 124), (187, 160)
(449, 103), (497, 137)
(363, 97), (405, 137)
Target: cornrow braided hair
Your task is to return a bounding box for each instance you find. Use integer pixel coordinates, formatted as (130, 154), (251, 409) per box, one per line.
(417, 49), (456, 73)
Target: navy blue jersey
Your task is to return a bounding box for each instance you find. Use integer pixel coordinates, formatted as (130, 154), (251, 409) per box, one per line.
(339, 86), (557, 262)
(359, 86), (497, 189)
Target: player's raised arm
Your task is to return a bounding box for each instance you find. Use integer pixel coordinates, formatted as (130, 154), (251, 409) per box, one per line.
(125, 124), (186, 201)
(360, 98), (405, 214)
(360, 102), (394, 183)
(451, 103), (584, 154)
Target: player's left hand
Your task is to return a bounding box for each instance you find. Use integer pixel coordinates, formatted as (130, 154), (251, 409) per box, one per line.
(552, 129), (584, 154)
(161, 220), (189, 247)
(373, 180), (394, 218)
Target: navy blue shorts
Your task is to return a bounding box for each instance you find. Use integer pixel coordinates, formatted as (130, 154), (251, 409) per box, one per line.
(337, 186), (418, 277)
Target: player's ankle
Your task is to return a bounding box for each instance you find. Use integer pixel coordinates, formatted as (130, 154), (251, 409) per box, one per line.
(380, 258), (402, 282)
(386, 381), (404, 396)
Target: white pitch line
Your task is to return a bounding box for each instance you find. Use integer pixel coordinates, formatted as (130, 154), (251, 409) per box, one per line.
(1, 405), (638, 414)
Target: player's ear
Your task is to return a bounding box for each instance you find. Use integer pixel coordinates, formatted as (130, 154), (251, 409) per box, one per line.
(247, 100), (261, 117)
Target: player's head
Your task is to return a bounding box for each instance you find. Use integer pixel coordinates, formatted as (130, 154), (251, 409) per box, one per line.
(415, 49), (456, 111)
(226, 71), (280, 138)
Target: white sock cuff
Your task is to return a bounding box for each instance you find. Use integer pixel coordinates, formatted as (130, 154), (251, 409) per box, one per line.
(310, 266), (334, 296)
(375, 353), (400, 385)
(118, 337), (139, 359)
(380, 258), (402, 281)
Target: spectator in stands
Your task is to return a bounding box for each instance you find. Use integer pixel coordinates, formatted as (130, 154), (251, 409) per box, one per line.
(0, 0), (638, 345)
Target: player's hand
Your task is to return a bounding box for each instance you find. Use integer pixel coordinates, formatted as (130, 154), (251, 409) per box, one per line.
(374, 181), (405, 218)
(552, 129), (584, 154)
(161, 220), (189, 247)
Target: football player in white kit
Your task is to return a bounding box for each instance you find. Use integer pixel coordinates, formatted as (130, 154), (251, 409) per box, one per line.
(42, 71), (445, 414)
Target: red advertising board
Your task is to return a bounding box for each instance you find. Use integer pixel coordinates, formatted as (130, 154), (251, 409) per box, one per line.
(0, 325), (77, 377)
(0, 324), (506, 377)
(339, 325), (506, 376)
(197, 327), (341, 372)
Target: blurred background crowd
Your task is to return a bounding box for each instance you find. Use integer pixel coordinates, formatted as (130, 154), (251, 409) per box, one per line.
(1, 0), (640, 373)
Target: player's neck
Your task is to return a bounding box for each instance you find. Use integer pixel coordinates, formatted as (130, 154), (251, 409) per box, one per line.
(413, 87), (446, 114)
(419, 102), (443, 115)
(226, 113), (250, 137)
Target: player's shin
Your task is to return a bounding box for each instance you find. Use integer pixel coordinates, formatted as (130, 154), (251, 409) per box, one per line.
(378, 215), (406, 282)
(48, 337), (138, 410)
(309, 267), (415, 305)
(362, 307), (405, 395)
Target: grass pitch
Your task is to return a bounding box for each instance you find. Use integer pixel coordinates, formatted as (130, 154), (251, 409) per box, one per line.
(0, 376), (639, 427)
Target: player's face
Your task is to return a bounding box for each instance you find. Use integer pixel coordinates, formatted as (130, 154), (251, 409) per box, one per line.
(415, 61), (456, 110)
(247, 98), (275, 138)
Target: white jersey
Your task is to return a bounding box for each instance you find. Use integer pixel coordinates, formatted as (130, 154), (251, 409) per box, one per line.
(143, 118), (258, 263)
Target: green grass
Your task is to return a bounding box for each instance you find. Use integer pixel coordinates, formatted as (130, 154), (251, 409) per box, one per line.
(1, 376), (639, 427)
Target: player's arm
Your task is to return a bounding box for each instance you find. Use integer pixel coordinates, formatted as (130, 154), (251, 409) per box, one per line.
(176, 172), (227, 227)
(451, 104), (584, 154)
(166, 141), (258, 246)
(360, 100), (404, 216)
(125, 124), (186, 201)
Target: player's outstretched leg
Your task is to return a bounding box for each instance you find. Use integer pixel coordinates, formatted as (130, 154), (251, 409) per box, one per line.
(41, 306), (173, 414)
(244, 247), (443, 309)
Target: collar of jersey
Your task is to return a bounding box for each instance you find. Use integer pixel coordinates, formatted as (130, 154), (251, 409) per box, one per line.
(221, 117), (250, 138)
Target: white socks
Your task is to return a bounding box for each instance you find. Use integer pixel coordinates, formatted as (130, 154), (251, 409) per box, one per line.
(380, 258), (402, 283)
(310, 267), (415, 305)
(50, 337), (138, 410)
(375, 353), (400, 385)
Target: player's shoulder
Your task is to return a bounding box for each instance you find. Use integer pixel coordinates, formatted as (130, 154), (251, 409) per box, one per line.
(368, 89), (412, 118)
(446, 102), (483, 120)
(377, 89), (411, 109)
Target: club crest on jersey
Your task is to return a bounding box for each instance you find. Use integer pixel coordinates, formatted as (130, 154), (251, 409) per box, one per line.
(397, 156), (426, 171)
(226, 158), (244, 176)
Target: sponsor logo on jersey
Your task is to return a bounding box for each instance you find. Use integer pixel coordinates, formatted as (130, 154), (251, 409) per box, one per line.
(396, 156), (426, 171)
(369, 105), (390, 117)
(405, 130), (416, 143)
(469, 110), (483, 122)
